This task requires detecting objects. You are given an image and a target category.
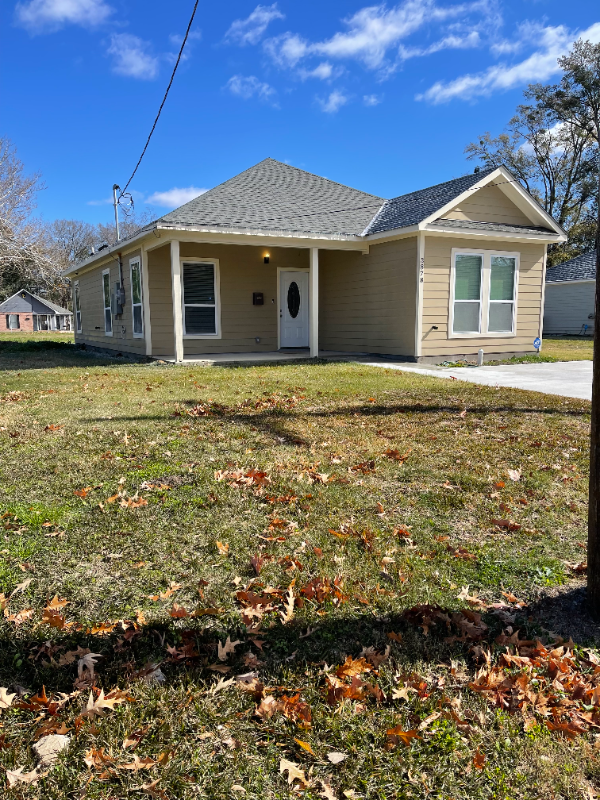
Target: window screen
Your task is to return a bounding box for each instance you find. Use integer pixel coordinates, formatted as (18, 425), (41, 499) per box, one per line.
(183, 263), (217, 335)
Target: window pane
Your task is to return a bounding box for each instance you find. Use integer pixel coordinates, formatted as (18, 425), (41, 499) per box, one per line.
(76, 311), (82, 331)
(133, 305), (143, 334)
(74, 285), (80, 313)
(490, 257), (515, 301)
(489, 302), (513, 332)
(105, 308), (112, 333)
(183, 263), (215, 304)
(453, 302), (480, 333)
(454, 254), (482, 300)
(185, 306), (216, 334)
(131, 264), (142, 304)
(103, 274), (111, 307)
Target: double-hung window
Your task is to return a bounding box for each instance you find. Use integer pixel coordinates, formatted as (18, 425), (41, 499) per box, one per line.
(182, 261), (219, 336)
(73, 281), (82, 332)
(130, 258), (144, 337)
(6, 314), (19, 330)
(102, 269), (112, 335)
(451, 250), (517, 336)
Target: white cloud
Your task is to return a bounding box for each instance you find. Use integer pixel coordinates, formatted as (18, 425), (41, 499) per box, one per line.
(15, 0), (113, 33)
(169, 30), (202, 46)
(227, 74), (276, 101)
(264, 0), (489, 72)
(225, 3), (284, 46)
(107, 33), (159, 80)
(146, 187), (207, 208)
(363, 93), (382, 106)
(419, 20), (600, 103)
(318, 90), (349, 113)
(298, 62), (337, 80)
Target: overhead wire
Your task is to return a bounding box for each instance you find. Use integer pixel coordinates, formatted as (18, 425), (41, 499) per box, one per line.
(118, 0), (200, 200)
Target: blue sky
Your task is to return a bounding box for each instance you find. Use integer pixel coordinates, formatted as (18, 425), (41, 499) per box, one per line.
(2, 0), (599, 225)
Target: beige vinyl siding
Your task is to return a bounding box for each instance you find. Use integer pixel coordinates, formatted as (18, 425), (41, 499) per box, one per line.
(146, 242), (310, 356)
(544, 281), (595, 336)
(443, 185), (533, 226)
(319, 238), (417, 356)
(74, 249), (146, 355)
(148, 244), (175, 356)
(421, 236), (545, 357)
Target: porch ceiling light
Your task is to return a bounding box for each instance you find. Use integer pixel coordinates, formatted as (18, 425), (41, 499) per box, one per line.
(263, 253), (270, 264)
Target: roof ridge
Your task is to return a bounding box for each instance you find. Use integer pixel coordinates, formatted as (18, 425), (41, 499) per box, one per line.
(387, 166), (497, 204)
(259, 157), (385, 201)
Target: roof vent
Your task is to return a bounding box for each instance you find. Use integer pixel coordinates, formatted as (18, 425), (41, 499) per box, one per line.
(473, 166), (481, 174)
(97, 242), (109, 252)
(88, 246), (96, 256)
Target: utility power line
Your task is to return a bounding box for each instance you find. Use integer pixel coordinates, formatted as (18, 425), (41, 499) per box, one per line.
(118, 0), (200, 200)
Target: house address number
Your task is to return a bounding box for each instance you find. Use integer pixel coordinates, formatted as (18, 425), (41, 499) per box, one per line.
(419, 257), (424, 283)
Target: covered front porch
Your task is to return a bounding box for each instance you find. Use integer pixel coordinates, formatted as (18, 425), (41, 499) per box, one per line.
(141, 234), (368, 363)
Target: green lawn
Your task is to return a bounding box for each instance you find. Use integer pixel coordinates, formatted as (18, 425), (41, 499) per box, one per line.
(0, 337), (597, 799)
(542, 336), (594, 361)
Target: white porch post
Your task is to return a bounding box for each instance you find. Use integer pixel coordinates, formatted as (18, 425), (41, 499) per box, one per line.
(141, 245), (153, 357)
(170, 239), (184, 363)
(309, 247), (319, 358)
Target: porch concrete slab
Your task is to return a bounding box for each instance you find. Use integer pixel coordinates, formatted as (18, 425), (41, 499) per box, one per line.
(357, 358), (593, 401)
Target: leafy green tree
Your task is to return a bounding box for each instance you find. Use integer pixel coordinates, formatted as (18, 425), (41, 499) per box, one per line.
(466, 99), (597, 265)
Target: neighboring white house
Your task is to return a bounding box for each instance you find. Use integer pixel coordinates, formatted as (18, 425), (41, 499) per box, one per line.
(544, 250), (597, 336)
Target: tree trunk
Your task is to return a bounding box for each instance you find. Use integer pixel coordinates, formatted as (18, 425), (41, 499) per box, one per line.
(587, 152), (600, 614)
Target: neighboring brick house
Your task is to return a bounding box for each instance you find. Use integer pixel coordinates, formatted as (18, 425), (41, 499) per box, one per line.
(0, 290), (73, 333)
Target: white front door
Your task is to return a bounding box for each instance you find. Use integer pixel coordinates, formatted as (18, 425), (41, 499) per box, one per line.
(280, 270), (309, 347)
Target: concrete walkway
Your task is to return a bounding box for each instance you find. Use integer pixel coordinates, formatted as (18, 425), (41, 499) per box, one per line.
(359, 358), (593, 401)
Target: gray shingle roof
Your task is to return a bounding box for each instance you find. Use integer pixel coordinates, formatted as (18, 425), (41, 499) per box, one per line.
(157, 158), (384, 237)
(363, 167), (498, 234)
(431, 218), (552, 235)
(546, 250), (597, 283)
(0, 290), (72, 315)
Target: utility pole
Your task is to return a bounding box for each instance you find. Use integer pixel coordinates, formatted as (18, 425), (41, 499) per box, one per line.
(112, 184), (120, 242)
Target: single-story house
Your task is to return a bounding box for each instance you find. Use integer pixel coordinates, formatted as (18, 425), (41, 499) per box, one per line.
(0, 290), (73, 333)
(544, 250), (597, 336)
(64, 158), (566, 363)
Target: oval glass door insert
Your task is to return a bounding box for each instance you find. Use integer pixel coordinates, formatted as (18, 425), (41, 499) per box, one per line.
(287, 281), (300, 319)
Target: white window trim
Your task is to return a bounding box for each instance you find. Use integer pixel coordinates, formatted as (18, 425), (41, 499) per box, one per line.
(180, 257), (221, 339)
(129, 257), (144, 338)
(74, 280), (82, 333)
(448, 248), (519, 339)
(102, 268), (113, 337)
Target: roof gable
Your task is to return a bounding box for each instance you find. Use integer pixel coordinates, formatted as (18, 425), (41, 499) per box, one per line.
(363, 168), (497, 234)
(0, 290), (72, 315)
(157, 158), (384, 237)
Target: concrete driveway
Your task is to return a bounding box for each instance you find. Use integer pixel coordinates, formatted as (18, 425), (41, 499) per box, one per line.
(358, 358), (593, 401)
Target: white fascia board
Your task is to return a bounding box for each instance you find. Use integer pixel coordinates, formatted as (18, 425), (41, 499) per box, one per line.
(154, 224), (367, 251)
(360, 224), (420, 243)
(424, 224), (566, 244)
(63, 228), (154, 277)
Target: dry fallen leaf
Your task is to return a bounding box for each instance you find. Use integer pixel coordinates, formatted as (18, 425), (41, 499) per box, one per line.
(32, 734), (70, 767)
(280, 758), (308, 787)
(10, 577), (33, 597)
(294, 738), (315, 755)
(507, 469), (521, 482)
(217, 636), (241, 661)
(216, 541), (229, 556)
(327, 752), (347, 764)
(473, 749), (485, 769)
(320, 781), (338, 800)
(0, 687), (16, 710)
(6, 766), (44, 787)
